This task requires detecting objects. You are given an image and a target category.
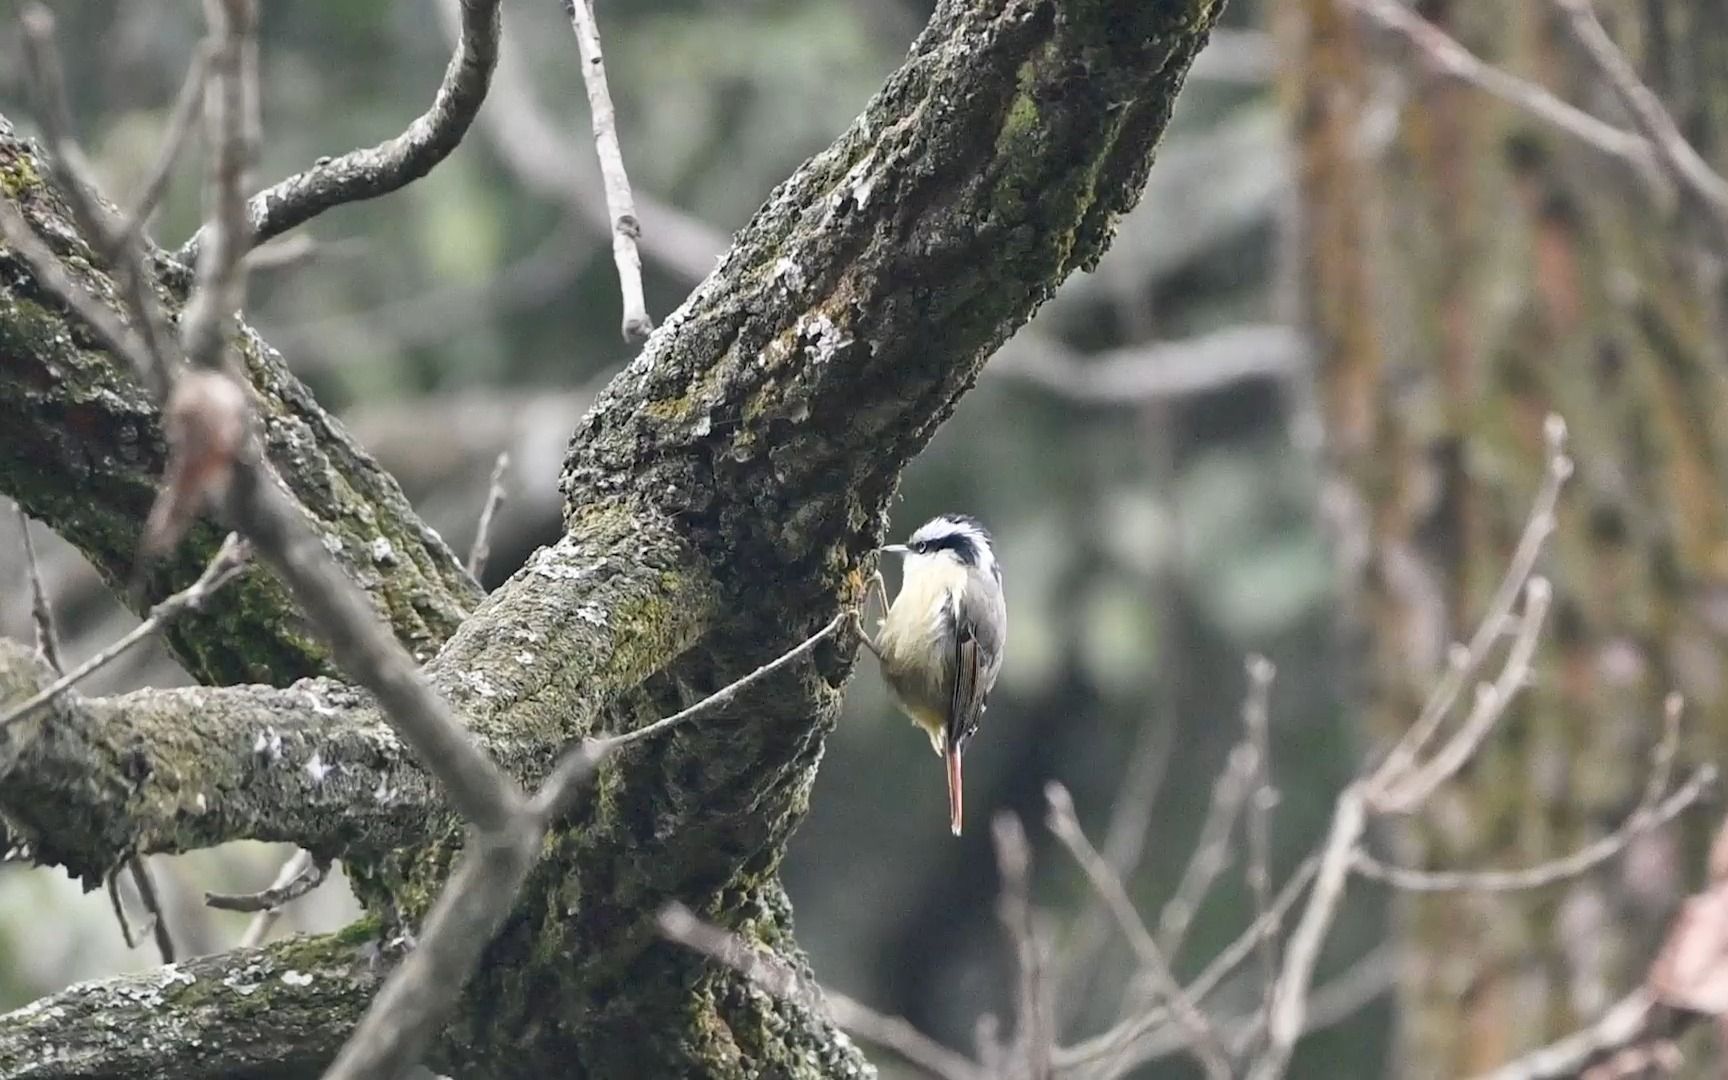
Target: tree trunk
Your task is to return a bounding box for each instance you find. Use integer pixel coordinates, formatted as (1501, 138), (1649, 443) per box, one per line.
(1278, 0), (1728, 1073)
(0, 1), (1227, 1076)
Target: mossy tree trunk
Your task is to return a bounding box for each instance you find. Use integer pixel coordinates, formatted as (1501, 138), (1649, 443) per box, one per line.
(1278, 0), (1728, 1073)
(0, 1), (1228, 1076)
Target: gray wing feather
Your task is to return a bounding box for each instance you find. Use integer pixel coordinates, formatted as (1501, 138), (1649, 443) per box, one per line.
(947, 568), (1006, 754)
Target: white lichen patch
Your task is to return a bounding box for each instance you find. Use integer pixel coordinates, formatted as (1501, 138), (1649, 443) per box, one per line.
(252, 727), (283, 763)
(301, 691), (338, 717)
(280, 970), (314, 987)
(369, 536), (396, 564)
(321, 533), (344, 556)
(796, 310), (853, 363)
(458, 671), (500, 699)
(771, 257), (806, 291)
(305, 751), (334, 784)
(374, 778), (396, 804)
(577, 605), (609, 627)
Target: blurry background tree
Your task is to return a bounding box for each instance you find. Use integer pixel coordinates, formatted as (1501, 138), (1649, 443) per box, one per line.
(3, 0), (1724, 1076)
(1278, 0), (1728, 1073)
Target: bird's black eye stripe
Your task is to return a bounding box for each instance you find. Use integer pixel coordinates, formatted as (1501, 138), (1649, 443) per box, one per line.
(919, 533), (977, 565)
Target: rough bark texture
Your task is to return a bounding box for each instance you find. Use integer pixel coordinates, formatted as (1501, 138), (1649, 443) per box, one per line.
(0, 0), (1226, 1075)
(1279, 0), (1728, 1073)
(0, 119), (483, 684)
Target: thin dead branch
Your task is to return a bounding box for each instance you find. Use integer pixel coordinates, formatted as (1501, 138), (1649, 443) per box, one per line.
(1158, 742), (1256, 958)
(237, 849), (318, 948)
(1374, 577), (1554, 812)
(0, 534), (251, 731)
(206, 855), (332, 912)
(121, 44), (211, 243)
(128, 856), (178, 963)
(1046, 784), (1232, 1080)
(1347, 0), (1659, 188)
(466, 452), (510, 581)
(996, 814), (1053, 1080)
(1369, 416), (1570, 801)
(1355, 765), (1717, 892)
(1242, 655), (1279, 1033)
(1469, 989), (1658, 1080)
(564, 0), (652, 343)
(176, 0), (504, 265)
(1055, 857), (1322, 1076)
(14, 506), (62, 675)
(1548, 0), (1728, 250)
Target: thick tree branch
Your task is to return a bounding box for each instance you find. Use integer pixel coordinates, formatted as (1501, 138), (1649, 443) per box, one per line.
(0, 932), (384, 1080)
(0, 508), (713, 880)
(0, 119), (482, 683)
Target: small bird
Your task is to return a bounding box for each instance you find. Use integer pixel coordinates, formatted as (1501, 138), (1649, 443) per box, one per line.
(857, 514), (1006, 836)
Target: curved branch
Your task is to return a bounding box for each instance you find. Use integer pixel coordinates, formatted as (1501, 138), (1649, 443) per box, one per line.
(175, 0), (503, 265)
(0, 931), (383, 1080)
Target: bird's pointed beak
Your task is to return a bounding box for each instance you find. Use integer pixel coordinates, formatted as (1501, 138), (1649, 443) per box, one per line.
(879, 544), (909, 555)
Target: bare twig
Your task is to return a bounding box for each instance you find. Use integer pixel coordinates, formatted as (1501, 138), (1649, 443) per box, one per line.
(1468, 989), (1657, 1080)
(17, 3), (181, 398)
(106, 869), (152, 951)
(1548, 0), (1728, 250)
(0, 535), (251, 731)
(1374, 576), (1553, 813)
(448, 0), (722, 285)
(466, 452), (510, 580)
(565, 0), (652, 343)
(1055, 857), (1322, 1075)
(659, 902), (984, 1080)
(181, 0), (260, 373)
(995, 814), (1053, 1080)
(206, 855), (331, 912)
(1369, 416), (1570, 799)
(1046, 784), (1232, 1080)
(128, 856), (178, 963)
(1055, 706), (1177, 1023)
(1115, 947), (1395, 1073)
(1346, 0), (1659, 187)
(1357, 766), (1717, 893)
(14, 506), (63, 675)
(176, 0), (504, 265)
(237, 849), (316, 948)
(1157, 742), (1257, 958)
(1242, 655), (1279, 1032)
(1642, 693), (1684, 815)
(121, 44), (212, 243)
(1250, 789), (1367, 1080)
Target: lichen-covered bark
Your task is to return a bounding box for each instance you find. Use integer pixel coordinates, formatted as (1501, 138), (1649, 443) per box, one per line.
(0, 929), (384, 1080)
(1279, 0), (1728, 1073)
(0, 0), (1226, 1075)
(0, 119), (481, 685)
